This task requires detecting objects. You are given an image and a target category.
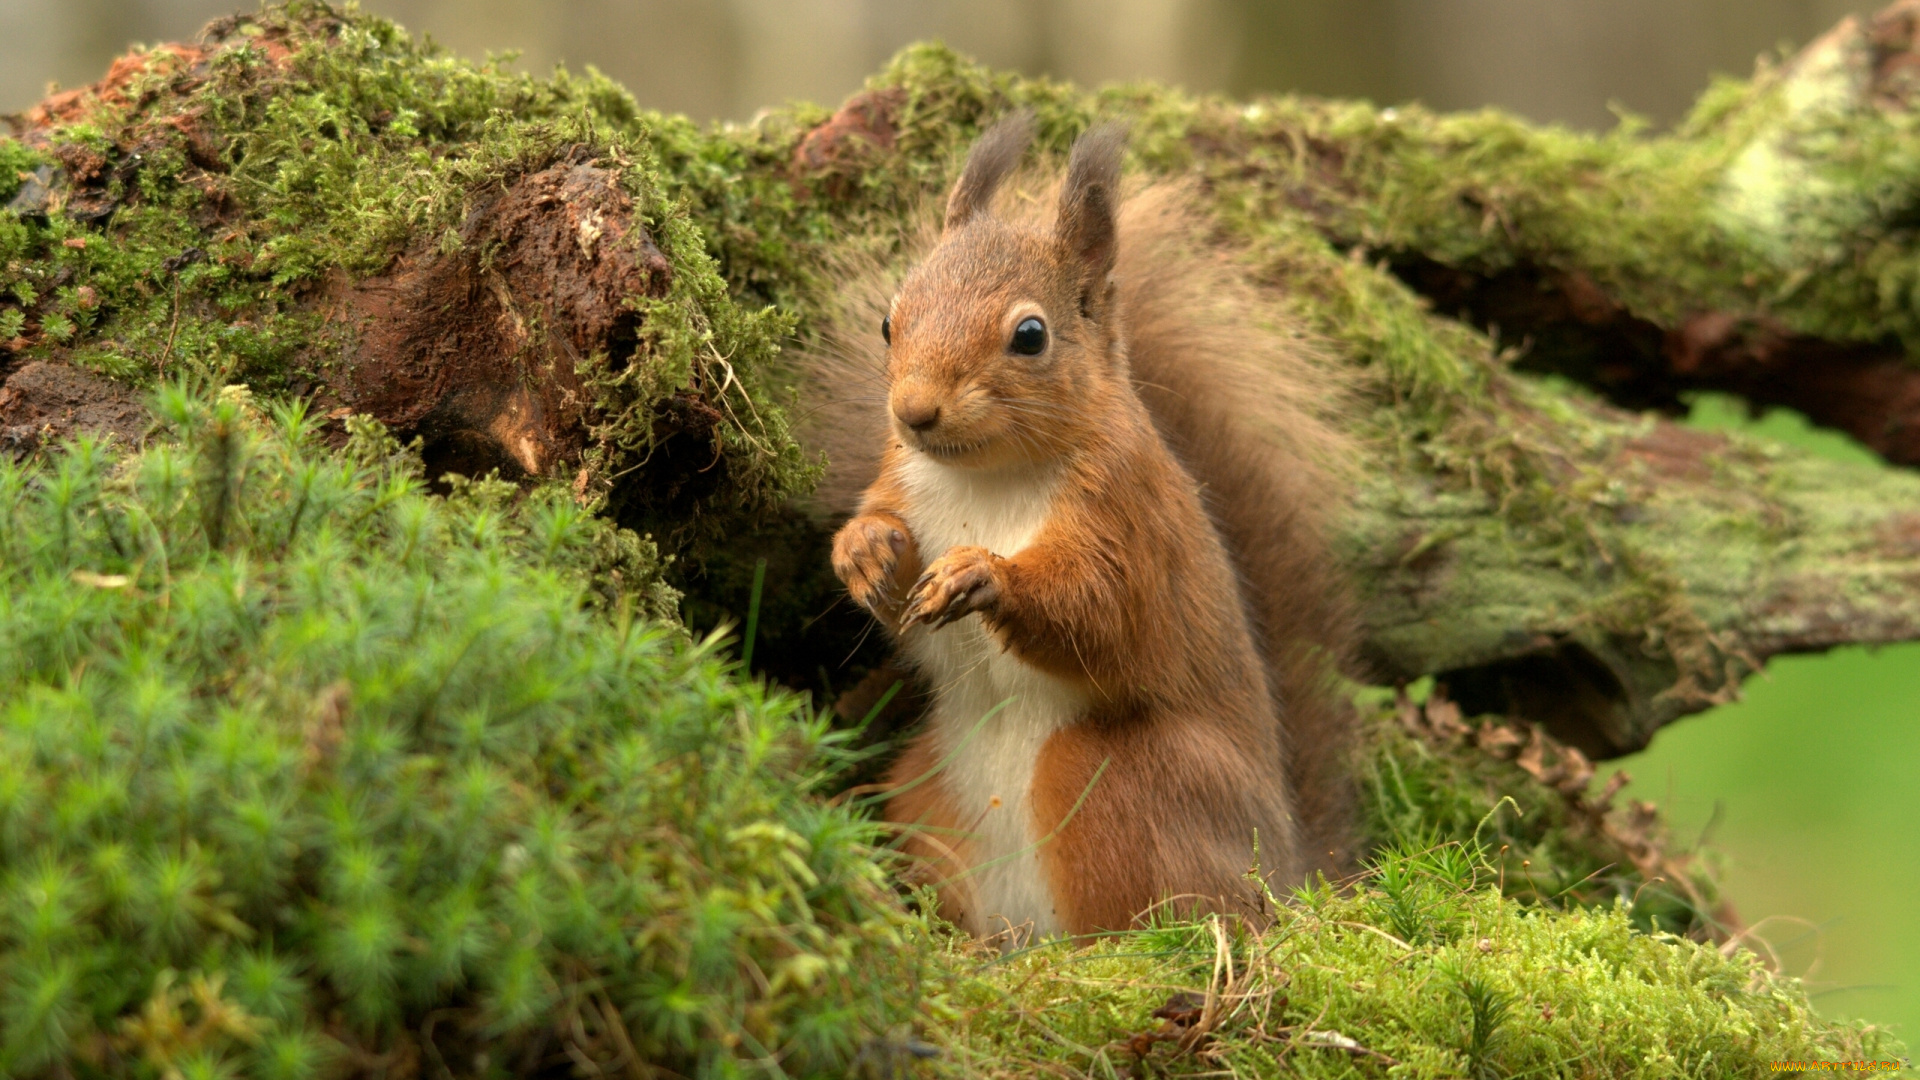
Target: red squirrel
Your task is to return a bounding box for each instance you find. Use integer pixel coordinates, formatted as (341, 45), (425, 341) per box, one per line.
(817, 115), (1357, 940)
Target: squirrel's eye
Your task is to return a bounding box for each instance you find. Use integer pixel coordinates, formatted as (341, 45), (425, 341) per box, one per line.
(1010, 317), (1047, 356)
(881, 315), (892, 345)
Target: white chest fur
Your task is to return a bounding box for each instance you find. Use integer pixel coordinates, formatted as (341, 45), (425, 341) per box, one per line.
(895, 454), (1087, 941)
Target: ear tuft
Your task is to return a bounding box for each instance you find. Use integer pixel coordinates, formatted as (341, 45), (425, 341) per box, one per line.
(943, 112), (1035, 233)
(1057, 122), (1128, 313)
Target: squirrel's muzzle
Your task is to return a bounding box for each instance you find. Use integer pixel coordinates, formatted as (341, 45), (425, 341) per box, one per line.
(892, 395), (941, 433)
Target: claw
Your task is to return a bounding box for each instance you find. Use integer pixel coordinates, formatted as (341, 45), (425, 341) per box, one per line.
(833, 515), (921, 619)
(929, 588), (973, 628)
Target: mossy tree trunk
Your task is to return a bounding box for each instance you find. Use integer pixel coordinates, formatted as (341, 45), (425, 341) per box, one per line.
(6, 1), (1920, 765)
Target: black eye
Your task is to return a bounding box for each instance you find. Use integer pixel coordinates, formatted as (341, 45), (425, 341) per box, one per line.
(1010, 317), (1047, 356)
(881, 315), (891, 345)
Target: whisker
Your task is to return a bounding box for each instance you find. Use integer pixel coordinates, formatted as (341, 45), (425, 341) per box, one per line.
(795, 396), (889, 422)
(839, 615), (881, 668)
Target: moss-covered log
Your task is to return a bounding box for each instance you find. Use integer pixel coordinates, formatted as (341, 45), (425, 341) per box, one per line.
(8, 4), (1920, 761)
(1, 4), (1916, 1075)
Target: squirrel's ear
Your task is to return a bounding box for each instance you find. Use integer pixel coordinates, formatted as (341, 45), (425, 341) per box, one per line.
(944, 112), (1034, 233)
(1056, 123), (1126, 316)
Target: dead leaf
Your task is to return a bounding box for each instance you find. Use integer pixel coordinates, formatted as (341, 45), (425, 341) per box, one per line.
(1151, 991), (1205, 1026)
(302, 681), (351, 774)
(1473, 721), (1524, 757)
(1423, 691), (1469, 737)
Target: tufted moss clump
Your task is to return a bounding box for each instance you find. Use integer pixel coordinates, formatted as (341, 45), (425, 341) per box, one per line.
(936, 841), (1905, 1078)
(0, 388), (920, 1077)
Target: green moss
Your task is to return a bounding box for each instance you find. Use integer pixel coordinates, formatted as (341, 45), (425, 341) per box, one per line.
(0, 388), (919, 1076)
(0, 141), (44, 206)
(933, 845), (1903, 1078)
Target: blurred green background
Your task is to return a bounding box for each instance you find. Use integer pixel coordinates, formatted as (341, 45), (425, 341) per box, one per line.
(1, 0), (1912, 1046)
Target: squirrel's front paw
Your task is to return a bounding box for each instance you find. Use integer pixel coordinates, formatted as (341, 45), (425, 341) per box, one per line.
(902, 546), (1003, 630)
(832, 514), (915, 618)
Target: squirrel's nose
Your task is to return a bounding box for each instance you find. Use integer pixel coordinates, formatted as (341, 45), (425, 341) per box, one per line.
(894, 399), (941, 432)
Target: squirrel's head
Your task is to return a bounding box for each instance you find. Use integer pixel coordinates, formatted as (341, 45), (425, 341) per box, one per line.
(883, 115), (1128, 469)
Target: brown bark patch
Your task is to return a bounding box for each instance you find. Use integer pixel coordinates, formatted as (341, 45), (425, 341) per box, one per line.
(0, 361), (147, 455)
(15, 45), (208, 132)
(1869, 0), (1920, 104)
(328, 157), (671, 482)
(791, 88), (906, 196)
(1618, 423), (1727, 483)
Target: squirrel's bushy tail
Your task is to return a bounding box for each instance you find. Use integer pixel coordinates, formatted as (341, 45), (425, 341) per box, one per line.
(797, 180), (1362, 877)
(1113, 185), (1360, 875)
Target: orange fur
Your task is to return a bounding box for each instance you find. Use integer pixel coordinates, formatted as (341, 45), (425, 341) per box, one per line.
(805, 118), (1359, 937)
